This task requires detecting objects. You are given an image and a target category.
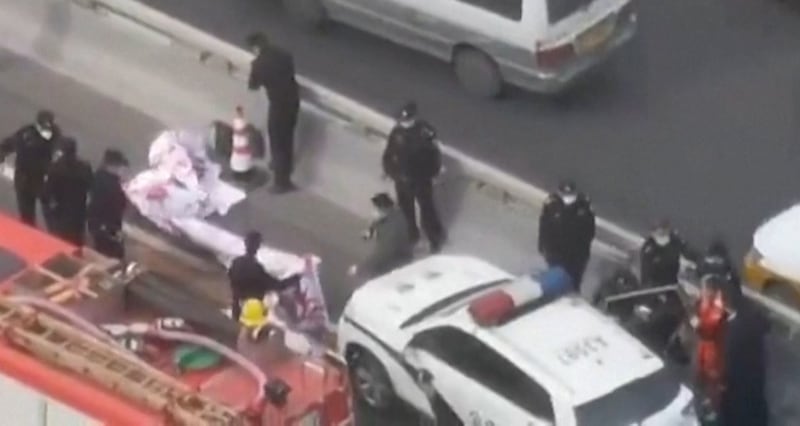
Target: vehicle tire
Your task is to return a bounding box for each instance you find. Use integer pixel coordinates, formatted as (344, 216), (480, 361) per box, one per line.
(282, 0), (328, 29)
(453, 48), (503, 99)
(347, 347), (396, 411)
(764, 282), (800, 309)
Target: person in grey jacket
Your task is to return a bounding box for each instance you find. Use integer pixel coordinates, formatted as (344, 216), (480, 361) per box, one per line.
(349, 193), (414, 279)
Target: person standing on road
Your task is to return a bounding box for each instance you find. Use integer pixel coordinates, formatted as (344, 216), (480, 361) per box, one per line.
(697, 240), (739, 295)
(693, 276), (729, 425)
(640, 220), (695, 287)
(719, 276), (770, 426)
(538, 180), (595, 290)
(246, 32), (299, 194)
(88, 149), (129, 259)
(348, 193), (414, 279)
(382, 102), (445, 253)
(0, 110), (60, 226)
(42, 137), (93, 246)
(229, 231), (291, 320)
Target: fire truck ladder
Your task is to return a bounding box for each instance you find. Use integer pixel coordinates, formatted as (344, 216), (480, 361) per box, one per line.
(0, 298), (248, 426)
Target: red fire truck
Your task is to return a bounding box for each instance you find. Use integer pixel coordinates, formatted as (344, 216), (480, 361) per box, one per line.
(0, 212), (352, 425)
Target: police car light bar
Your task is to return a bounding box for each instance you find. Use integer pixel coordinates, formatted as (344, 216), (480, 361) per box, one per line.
(468, 276), (544, 327)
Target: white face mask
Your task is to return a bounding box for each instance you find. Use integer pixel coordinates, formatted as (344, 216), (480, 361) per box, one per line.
(561, 194), (577, 205)
(371, 208), (385, 220)
(653, 234), (670, 246)
(37, 126), (53, 140)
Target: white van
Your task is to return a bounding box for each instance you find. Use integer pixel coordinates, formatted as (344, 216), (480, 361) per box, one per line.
(282, 0), (638, 97)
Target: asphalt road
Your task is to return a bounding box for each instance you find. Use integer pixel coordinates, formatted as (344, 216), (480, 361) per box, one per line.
(140, 0), (800, 259)
(0, 48), (410, 425)
(1, 46), (799, 424)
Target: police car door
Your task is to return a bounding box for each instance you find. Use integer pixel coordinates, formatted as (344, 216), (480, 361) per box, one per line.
(404, 326), (556, 425)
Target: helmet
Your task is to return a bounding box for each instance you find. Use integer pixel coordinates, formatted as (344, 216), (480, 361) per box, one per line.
(239, 299), (269, 328)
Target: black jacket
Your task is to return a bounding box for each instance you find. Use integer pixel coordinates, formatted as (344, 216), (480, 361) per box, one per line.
(43, 156), (93, 221)
(358, 208), (414, 277)
(720, 298), (770, 426)
(382, 121), (441, 182)
(639, 232), (690, 286)
(87, 168), (127, 235)
(538, 194), (596, 259)
(0, 124), (60, 184)
(228, 254), (289, 302)
(248, 47), (299, 107)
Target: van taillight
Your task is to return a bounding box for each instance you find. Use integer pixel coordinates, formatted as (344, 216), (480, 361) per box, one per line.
(536, 43), (575, 70)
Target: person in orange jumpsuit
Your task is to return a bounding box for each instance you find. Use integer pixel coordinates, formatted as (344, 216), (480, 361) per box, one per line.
(694, 275), (728, 424)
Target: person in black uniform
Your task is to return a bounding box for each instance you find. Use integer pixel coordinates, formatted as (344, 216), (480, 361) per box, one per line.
(87, 149), (129, 259)
(41, 137), (93, 246)
(382, 102), (445, 253)
(720, 277), (770, 426)
(229, 231), (293, 320)
(538, 180), (596, 289)
(639, 221), (695, 287)
(697, 239), (738, 286)
(0, 110), (60, 226)
(246, 32), (299, 193)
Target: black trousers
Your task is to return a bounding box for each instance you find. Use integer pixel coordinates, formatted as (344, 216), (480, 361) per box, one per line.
(394, 179), (443, 245)
(545, 249), (590, 290)
(92, 231), (124, 259)
(268, 102), (298, 187)
(14, 178), (44, 227)
(51, 217), (87, 247)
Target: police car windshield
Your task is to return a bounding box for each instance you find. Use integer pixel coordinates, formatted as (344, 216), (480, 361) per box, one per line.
(574, 367), (681, 425)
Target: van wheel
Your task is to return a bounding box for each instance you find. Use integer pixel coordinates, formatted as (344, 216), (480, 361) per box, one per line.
(453, 48), (503, 98)
(764, 282), (800, 309)
(282, 0), (328, 28)
(347, 348), (396, 410)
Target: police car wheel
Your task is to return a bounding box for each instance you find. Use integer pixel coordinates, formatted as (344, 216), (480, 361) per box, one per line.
(453, 47), (503, 99)
(348, 349), (395, 410)
(282, 0), (328, 28)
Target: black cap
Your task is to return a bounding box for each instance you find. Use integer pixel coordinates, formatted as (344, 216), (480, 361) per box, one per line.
(397, 101), (418, 121)
(36, 110), (54, 128)
(102, 149), (129, 167)
(707, 238), (728, 258)
(370, 192), (394, 209)
(245, 32), (269, 49)
(557, 180), (576, 195)
(59, 137), (77, 157)
(653, 219), (671, 231)
(244, 231), (262, 254)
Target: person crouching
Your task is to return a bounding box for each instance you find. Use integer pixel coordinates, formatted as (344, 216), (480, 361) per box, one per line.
(237, 298), (290, 370)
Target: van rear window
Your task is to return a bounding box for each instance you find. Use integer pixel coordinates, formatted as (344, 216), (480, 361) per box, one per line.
(457, 0), (523, 21)
(547, 0), (594, 23)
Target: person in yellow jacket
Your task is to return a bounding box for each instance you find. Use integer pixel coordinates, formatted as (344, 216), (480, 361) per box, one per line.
(237, 299), (289, 369)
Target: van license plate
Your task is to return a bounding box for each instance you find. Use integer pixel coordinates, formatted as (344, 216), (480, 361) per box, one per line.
(577, 17), (616, 53)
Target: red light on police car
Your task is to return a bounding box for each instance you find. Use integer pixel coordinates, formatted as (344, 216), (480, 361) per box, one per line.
(468, 290), (515, 326)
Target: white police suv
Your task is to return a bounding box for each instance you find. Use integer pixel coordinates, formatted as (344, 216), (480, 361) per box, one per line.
(337, 255), (697, 425)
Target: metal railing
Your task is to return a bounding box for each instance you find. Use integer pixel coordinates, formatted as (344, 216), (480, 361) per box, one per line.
(68, 0), (800, 340)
